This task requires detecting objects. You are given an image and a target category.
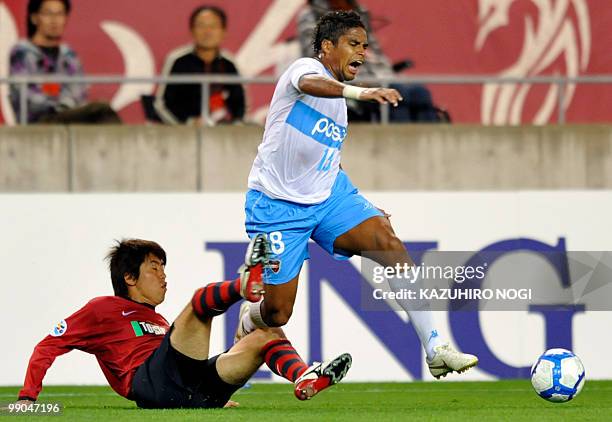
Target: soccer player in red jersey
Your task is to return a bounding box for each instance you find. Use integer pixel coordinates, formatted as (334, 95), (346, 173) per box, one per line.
(17, 235), (351, 408)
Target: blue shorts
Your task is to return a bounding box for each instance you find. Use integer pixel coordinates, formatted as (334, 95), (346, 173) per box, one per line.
(245, 171), (382, 284)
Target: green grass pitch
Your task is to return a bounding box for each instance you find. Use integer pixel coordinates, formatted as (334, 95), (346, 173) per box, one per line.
(1, 380), (610, 421)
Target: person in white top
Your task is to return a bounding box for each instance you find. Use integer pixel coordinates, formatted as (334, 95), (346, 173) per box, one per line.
(241, 11), (477, 381)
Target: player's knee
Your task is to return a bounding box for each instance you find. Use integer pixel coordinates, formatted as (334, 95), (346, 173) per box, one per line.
(263, 305), (293, 327)
(242, 328), (284, 352)
(254, 328), (284, 344)
(376, 229), (404, 252)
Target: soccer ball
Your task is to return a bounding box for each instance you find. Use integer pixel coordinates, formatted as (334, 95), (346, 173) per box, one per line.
(530, 348), (585, 403)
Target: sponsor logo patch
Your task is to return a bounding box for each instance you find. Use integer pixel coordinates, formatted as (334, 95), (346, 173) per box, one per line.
(285, 101), (346, 149)
(131, 321), (167, 337)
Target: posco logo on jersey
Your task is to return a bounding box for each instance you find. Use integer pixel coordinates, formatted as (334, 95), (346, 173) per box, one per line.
(286, 100), (347, 149)
(311, 117), (347, 143)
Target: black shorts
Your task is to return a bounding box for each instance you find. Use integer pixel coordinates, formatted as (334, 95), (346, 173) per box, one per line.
(131, 326), (243, 409)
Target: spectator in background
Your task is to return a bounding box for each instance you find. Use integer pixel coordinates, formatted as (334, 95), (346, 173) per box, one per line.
(9, 0), (120, 124)
(297, 0), (446, 123)
(155, 5), (245, 125)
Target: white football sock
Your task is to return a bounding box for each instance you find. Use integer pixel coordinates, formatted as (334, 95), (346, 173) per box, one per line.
(406, 310), (443, 361)
(387, 274), (443, 360)
(241, 301), (269, 334)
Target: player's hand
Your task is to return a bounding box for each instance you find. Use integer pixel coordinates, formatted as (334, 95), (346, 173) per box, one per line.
(377, 207), (391, 219)
(224, 400), (240, 408)
(360, 88), (403, 107)
(16, 399), (35, 405)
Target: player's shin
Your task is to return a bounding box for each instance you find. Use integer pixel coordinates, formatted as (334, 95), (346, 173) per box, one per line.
(387, 274), (442, 360)
(191, 279), (243, 320)
(262, 339), (308, 382)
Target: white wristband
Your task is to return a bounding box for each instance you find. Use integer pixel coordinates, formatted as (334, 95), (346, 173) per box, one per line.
(342, 85), (366, 100)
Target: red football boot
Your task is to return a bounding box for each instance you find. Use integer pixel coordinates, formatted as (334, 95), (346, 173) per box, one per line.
(294, 353), (352, 400)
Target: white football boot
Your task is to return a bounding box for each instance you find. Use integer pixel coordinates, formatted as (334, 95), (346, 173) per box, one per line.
(427, 343), (479, 379)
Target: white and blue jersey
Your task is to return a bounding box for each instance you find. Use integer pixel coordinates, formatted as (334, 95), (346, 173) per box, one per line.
(246, 58), (382, 284)
(248, 58), (347, 204)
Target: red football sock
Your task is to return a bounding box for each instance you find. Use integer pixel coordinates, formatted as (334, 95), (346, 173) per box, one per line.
(191, 278), (242, 320)
(262, 339), (308, 382)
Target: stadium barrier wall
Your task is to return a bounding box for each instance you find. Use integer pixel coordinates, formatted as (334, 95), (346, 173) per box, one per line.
(1, 192), (611, 386)
(1, 125), (612, 191)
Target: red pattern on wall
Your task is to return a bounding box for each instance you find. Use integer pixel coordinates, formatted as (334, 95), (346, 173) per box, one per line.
(2, 0), (611, 124)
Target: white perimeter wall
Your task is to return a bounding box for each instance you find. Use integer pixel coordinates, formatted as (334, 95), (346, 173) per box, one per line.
(1, 191), (611, 387)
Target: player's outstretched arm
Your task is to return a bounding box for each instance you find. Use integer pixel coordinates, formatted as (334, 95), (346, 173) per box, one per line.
(298, 75), (347, 98)
(18, 339), (73, 401)
(298, 75), (403, 106)
(18, 303), (95, 401)
(356, 87), (403, 107)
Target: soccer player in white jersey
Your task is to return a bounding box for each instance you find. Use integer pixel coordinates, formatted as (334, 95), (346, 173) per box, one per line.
(238, 10), (478, 379)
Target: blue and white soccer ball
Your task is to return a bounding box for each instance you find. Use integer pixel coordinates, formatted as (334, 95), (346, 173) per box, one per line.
(531, 348), (585, 403)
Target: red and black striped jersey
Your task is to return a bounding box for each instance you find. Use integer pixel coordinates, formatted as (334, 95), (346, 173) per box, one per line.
(19, 296), (170, 401)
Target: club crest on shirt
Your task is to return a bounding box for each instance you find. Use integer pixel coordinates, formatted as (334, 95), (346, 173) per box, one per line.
(50, 319), (68, 337)
(268, 259), (282, 274)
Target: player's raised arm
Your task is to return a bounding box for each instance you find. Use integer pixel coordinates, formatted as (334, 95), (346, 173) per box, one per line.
(298, 74), (403, 106)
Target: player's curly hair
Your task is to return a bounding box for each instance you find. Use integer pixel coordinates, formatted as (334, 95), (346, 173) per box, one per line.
(106, 239), (167, 299)
(312, 10), (365, 55)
